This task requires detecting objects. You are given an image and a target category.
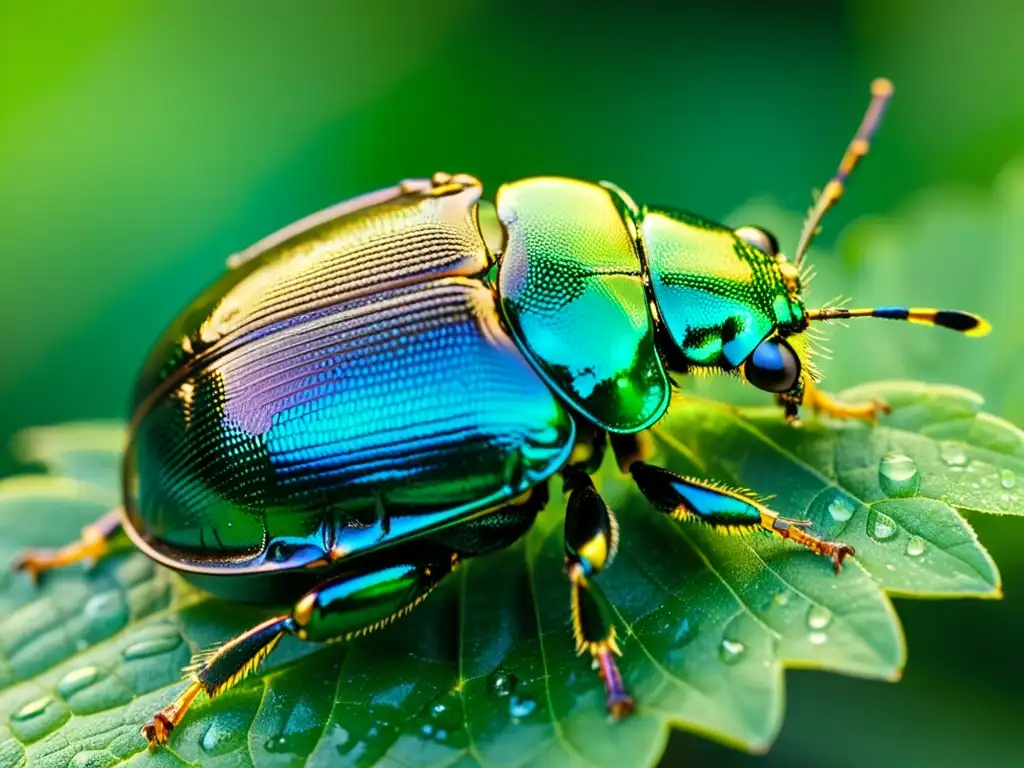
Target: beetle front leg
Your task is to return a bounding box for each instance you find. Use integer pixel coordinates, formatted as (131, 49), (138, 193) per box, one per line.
(143, 557), (455, 747)
(630, 462), (854, 573)
(779, 376), (890, 425)
(561, 467), (634, 718)
(12, 507), (124, 581)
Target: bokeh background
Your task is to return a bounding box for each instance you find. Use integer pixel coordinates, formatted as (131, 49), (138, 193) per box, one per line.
(1, 1), (1022, 765)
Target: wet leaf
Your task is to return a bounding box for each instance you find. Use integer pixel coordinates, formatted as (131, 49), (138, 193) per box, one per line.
(0, 382), (1020, 767)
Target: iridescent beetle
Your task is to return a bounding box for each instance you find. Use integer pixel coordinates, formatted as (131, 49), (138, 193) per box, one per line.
(13, 79), (990, 745)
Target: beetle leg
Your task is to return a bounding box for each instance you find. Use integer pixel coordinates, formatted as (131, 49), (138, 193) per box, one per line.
(779, 376), (891, 425)
(142, 557), (455, 748)
(630, 462), (854, 574)
(562, 467), (634, 718)
(12, 507), (124, 582)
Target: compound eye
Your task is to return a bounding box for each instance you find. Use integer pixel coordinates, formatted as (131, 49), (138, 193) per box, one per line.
(735, 226), (779, 257)
(744, 337), (801, 393)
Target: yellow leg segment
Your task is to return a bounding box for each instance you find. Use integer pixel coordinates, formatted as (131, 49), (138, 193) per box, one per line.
(760, 510), (854, 574)
(801, 377), (891, 423)
(12, 507), (123, 581)
(143, 680), (203, 745)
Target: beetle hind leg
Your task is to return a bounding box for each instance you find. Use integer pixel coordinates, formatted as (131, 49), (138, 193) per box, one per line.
(562, 467), (634, 717)
(11, 507), (124, 581)
(630, 462), (854, 573)
(142, 557), (455, 747)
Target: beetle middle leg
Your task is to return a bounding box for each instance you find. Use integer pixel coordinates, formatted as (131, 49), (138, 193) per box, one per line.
(561, 466), (634, 717)
(142, 555), (456, 746)
(626, 460), (854, 574)
(11, 506), (124, 581)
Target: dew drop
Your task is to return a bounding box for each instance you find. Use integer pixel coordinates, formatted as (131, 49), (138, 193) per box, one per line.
(807, 604), (833, 630)
(673, 616), (697, 646)
(435, 729), (448, 742)
(57, 666), (102, 698)
(878, 453), (920, 498)
(12, 695), (52, 721)
(866, 509), (898, 542)
(83, 591), (121, 619)
(828, 495), (856, 523)
(905, 535), (926, 557)
(419, 723), (434, 738)
(1001, 469), (1016, 490)
(718, 638), (746, 665)
(201, 724), (220, 753)
(488, 669), (517, 698)
(431, 702), (447, 718)
(509, 695), (537, 720)
(940, 442), (967, 466)
(808, 631), (828, 646)
(122, 634), (181, 661)
(264, 735), (291, 753)
(773, 591), (792, 607)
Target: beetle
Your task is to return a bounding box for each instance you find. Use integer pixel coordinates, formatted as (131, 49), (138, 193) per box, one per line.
(13, 78), (991, 746)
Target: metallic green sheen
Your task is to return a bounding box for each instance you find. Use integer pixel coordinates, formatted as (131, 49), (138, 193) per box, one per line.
(495, 177), (670, 433)
(640, 207), (803, 368)
(299, 563), (437, 642)
(123, 178), (575, 596)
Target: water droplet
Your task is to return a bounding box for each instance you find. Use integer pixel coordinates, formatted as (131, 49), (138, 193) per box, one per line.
(83, 591), (120, 619)
(434, 729), (448, 741)
(13, 696), (52, 721)
(488, 669), (517, 698)
(718, 638), (746, 665)
(122, 633), (181, 660)
(199, 720), (234, 755)
(419, 723), (434, 738)
(431, 702), (447, 718)
(57, 666), (102, 698)
(828, 495), (856, 522)
(773, 591), (792, 607)
(1001, 469), (1016, 489)
(265, 735), (291, 753)
(905, 535), (926, 557)
(808, 631), (828, 645)
(509, 695), (537, 719)
(878, 453), (920, 498)
(941, 442), (967, 466)
(807, 604), (833, 630)
(673, 616), (697, 645)
(80, 589), (129, 642)
(866, 509), (898, 541)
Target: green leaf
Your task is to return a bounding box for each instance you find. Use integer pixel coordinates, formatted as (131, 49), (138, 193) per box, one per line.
(0, 382), (1020, 767)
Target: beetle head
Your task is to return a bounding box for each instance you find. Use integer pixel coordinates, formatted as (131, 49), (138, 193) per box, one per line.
(726, 78), (990, 418)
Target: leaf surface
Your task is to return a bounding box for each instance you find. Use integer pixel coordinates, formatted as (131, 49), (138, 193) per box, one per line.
(0, 382), (1020, 768)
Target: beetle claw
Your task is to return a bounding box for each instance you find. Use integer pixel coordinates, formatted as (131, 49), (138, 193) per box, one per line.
(142, 713), (174, 747)
(10, 550), (45, 584)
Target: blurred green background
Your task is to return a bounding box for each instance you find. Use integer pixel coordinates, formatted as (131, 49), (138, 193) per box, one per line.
(1, 1), (1021, 765)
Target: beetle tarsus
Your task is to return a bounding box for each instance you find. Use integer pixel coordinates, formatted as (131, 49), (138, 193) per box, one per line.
(799, 378), (892, 423)
(143, 679), (203, 747)
(596, 645), (635, 718)
(767, 514), (855, 574)
(11, 508), (123, 581)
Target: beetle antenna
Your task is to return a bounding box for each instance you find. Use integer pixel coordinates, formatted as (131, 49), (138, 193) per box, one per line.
(807, 306), (992, 337)
(792, 78), (894, 270)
